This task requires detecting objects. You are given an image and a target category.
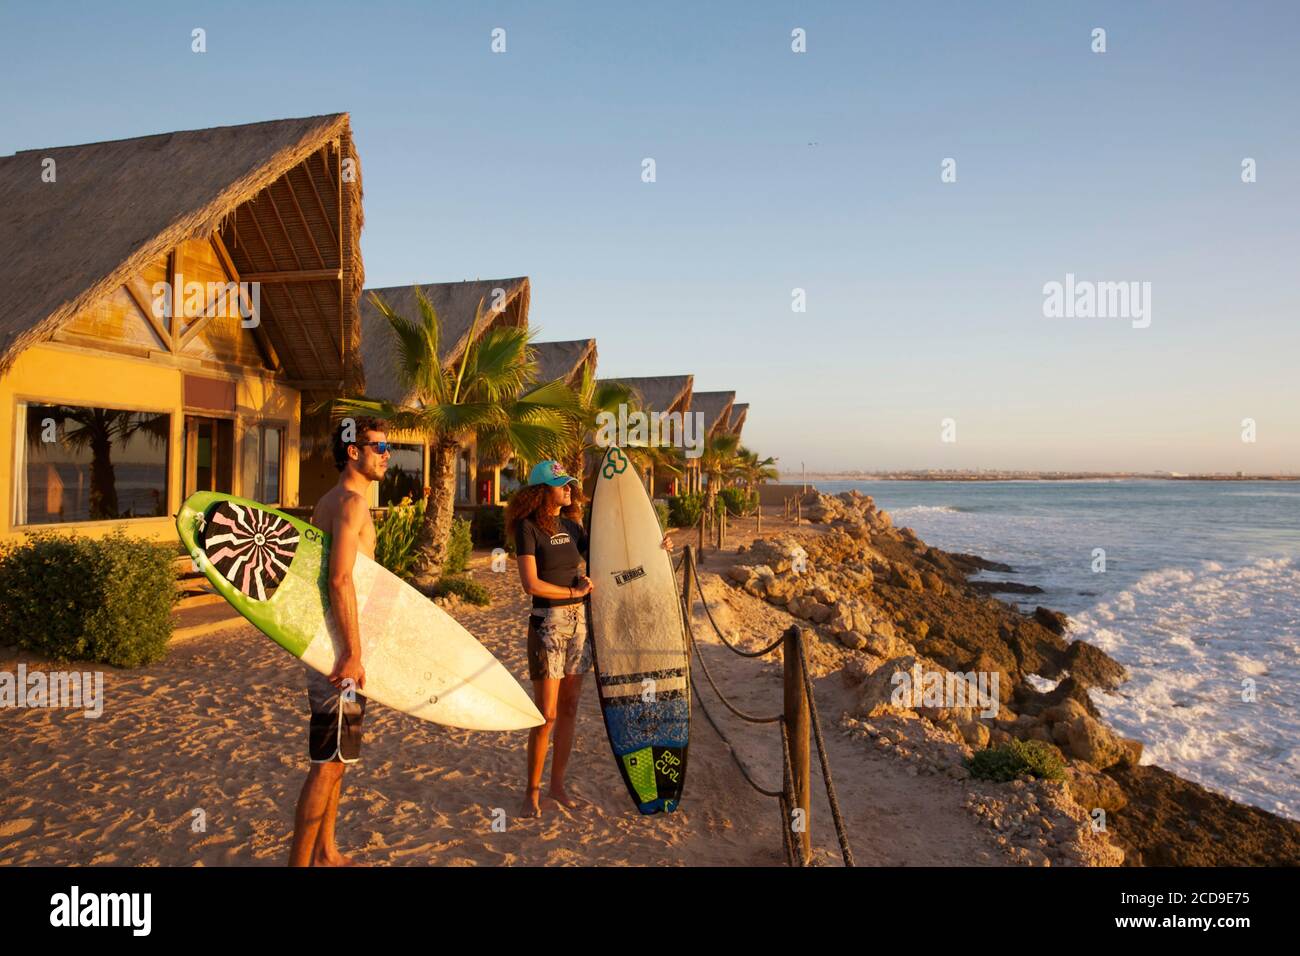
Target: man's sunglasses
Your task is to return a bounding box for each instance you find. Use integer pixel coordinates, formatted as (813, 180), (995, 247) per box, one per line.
(357, 440), (390, 454)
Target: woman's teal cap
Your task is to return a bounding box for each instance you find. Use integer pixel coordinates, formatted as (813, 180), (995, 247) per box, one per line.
(527, 460), (578, 487)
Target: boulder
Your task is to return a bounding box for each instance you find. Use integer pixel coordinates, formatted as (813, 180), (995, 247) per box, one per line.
(1064, 714), (1126, 770)
(1033, 606), (1070, 635)
(958, 719), (991, 749)
(839, 631), (868, 650)
(1064, 763), (1128, 813)
(1062, 640), (1128, 691)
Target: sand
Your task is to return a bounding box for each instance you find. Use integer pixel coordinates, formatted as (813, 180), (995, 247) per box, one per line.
(0, 515), (1004, 867)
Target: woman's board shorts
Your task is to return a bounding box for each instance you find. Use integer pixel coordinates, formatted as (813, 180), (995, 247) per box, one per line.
(527, 604), (592, 681)
(306, 665), (367, 764)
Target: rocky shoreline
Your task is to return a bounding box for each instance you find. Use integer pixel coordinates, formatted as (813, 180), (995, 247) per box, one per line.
(718, 489), (1300, 866)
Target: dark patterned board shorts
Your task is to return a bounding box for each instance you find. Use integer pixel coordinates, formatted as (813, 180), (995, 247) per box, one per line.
(527, 604), (593, 681)
(306, 665), (368, 764)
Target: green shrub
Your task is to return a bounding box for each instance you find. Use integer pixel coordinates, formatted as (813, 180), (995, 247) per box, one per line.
(445, 517), (473, 574)
(431, 575), (490, 606)
(653, 499), (670, 533)
(0, 530), (177, 667)
(668, 492), (703, 528)
(374, 497), (425, 580)
(966, 738), (1067, 782)
(718, 487), (758, 516)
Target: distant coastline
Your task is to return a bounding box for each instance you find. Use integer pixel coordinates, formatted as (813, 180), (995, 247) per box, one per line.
(780, 472), (1298, 482)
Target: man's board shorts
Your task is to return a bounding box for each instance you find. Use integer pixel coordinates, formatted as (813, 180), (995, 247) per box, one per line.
(527, 604), (593, 681)
(306, 665), (367, 764)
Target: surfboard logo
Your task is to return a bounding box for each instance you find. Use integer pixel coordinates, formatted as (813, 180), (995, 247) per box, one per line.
(612, 565), (646, 586)
(202, 501), (299, 601)
(601, 447), (629, 479)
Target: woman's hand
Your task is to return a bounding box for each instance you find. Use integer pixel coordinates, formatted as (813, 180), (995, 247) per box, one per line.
(575, 575), (594, 597)
(661, 534), (674, 552)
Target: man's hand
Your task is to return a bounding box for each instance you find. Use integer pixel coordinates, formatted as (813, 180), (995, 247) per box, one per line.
(330, 651), (366, 690)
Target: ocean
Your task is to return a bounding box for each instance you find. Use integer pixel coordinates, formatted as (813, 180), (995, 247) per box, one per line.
(809, 479), (1300, 821)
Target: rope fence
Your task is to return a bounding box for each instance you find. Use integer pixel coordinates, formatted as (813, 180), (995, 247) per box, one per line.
(676, 545), (855, 867)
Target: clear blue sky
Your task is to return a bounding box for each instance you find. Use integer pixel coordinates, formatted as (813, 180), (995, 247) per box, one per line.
(3, 1), (1297, 472)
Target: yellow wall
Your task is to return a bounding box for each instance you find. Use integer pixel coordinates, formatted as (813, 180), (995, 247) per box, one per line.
(1, 341), (301, 544)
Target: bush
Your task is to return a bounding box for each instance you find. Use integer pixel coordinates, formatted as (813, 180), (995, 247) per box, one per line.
(445, 517), (473, 574)
(718, 487), (758, 516)
(966, 738), (1067, 783)
(374, 497), (424, 580)
(0, 530), (177, 667)
(652, 499), (670, 533)
(668, 492), (703, 528)
(431, 575), (490, 606)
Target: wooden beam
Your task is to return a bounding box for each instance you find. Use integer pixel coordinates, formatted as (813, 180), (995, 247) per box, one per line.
(124, 275), (173, 352)
(264, 180), (343, 364)
(245, 201), (330, 380)
(302, 149), (340, 250)
(240, 269), (341, 284)
(282, 166), (327, 268)
(209, 233), (282, 372)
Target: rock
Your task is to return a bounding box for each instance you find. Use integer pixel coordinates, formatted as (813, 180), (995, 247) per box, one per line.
(726, 564), (753, 583)
(1065, 763), (1129, 813)
(910, 620), (931, 641)
(959, 719), (991, 749)
(1064, 714), (1126, 770)
(855, 655), (931, 717)
(864, 632), (915, 661)
(1042, 697), (1090, 726)
(920, 571), (947, 596)
(1062, 640), (1128, 691)
(839, 630), (868, 650)
(1034, 606), (1070, 635)
(891, 564), (924, 592)
(1116, 737), (1144, 768)
(808, 602), (833, 624)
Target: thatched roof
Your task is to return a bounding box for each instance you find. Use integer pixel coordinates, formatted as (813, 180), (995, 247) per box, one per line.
(533, 339), (596, 386)
(690, 390), (736, 437)
(360, 277), (531, 404)
(728, 402), (749, 437)
(599, 375), (693, 414)
(0, 113), (365, 388)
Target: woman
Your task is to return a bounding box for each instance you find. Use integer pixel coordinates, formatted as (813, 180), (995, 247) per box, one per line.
(506, 459), (670, 817)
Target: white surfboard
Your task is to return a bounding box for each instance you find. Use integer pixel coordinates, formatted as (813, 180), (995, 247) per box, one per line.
(178, 492), (543, 732)
(589, 447), (690, 813)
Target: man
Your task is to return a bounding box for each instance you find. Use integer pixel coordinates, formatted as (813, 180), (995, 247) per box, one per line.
(288, 416), (388, 866)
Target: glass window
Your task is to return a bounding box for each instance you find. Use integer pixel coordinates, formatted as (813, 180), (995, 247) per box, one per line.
(16, 403), (170, 524)
(378, 443), (424, 506)
(240, 423), (284, 504)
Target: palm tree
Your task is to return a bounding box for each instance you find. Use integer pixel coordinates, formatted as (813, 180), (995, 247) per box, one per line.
(735, 446), (779, 489)
(560, 365), (636, 487)
(333, 289), (579, 586)
(699, 432), (741, 511)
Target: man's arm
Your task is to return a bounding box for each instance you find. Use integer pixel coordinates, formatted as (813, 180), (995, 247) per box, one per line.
(327, 494), (368, 689)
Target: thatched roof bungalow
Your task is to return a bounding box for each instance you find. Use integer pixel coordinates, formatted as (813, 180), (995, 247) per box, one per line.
(690, 390), (736, 439)
(727, 402), (749, 439)
(596, 374), (695, 497)
(0, 113), (364, 541)
(357, 278), (532, 508)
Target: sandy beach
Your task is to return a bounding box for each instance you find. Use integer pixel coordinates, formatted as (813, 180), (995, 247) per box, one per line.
(0, 514), (1028, 868)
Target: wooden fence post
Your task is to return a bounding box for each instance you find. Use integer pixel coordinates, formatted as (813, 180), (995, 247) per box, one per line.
(784, 624), (812, 865)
